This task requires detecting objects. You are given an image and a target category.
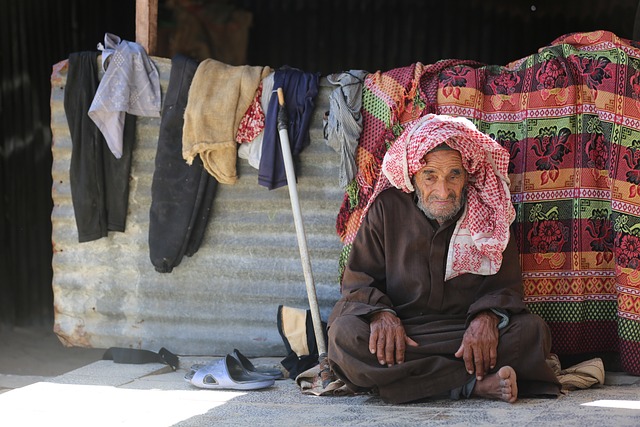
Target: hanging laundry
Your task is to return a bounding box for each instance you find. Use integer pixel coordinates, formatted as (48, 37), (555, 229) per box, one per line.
(259, 67), (320, 190)
(323, 70), (369, 189)
(149, 54), (219, 273)
(182, 59), (272, 184)
(88, 33), (161, 159)
(64, 51), (136, 242)
(238, 72), (275, 170)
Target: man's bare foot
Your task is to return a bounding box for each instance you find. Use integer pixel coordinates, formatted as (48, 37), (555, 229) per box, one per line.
(471, 366), (518, 403)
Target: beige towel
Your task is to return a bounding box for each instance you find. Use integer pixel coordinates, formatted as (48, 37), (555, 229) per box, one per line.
(547, 353), (605, 391)
(182, 59), (272, 184)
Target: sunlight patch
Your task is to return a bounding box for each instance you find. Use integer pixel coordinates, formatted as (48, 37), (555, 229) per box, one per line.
(581, 400), (640, 410)
(0, 381), (245, 426)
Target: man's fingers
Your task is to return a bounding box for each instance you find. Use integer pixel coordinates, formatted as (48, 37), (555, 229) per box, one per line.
(369, 324), (387, 365)
(454, 343), (464, 358)
(376, 333), (387, 365)
(474, 347), (486, 380)
(368, 313), (415, 366)
(369, 328), (379, 354)
(383, 330), (396, 366)
(394, 334), (407, 364)
(463, 345), (474, 374)
(406, 336), (419, 347)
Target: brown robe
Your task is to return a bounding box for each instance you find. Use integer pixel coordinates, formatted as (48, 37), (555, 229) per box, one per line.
(328, 188), (561, 403)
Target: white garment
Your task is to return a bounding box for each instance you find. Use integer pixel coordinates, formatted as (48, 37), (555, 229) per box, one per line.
(88, 33), (161, 158)
(237, 72), (275, 169)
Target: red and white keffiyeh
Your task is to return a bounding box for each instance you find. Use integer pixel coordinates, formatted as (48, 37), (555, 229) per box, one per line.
(365, 114), (515, 280)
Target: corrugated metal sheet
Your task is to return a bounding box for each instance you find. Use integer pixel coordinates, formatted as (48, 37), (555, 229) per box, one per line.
(50, 57), (342, 356)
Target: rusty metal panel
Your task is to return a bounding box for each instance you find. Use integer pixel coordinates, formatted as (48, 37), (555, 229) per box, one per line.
(50, 57), (343, 356)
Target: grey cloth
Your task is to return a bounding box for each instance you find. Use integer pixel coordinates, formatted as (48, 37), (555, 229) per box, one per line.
(89, 33), (161, 158)
(324, 70), (368, 188)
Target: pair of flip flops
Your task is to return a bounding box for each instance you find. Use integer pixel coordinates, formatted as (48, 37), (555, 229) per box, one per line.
(185, 349), (283, 390)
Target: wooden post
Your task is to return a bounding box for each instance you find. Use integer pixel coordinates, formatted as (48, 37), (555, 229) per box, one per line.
(136, 0), (158, 55)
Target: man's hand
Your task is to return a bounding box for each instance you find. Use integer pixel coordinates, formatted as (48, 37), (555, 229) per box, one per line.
(454, 311), (500, 380)
(369, 311), (418, 367)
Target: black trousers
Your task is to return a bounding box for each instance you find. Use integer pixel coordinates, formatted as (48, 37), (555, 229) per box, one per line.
(64, 52), (135, 243)
(149, 54), (219, 273)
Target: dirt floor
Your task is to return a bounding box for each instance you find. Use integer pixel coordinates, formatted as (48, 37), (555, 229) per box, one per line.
(0, 325), (105, 377)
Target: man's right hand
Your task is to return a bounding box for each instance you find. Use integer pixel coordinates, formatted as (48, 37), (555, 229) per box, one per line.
(369, 311), (419, 366)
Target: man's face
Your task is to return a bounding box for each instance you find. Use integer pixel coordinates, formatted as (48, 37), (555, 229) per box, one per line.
(413, 149), (467, 224)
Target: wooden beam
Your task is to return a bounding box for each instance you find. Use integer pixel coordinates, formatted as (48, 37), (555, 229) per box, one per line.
(136, 0), (158, 55)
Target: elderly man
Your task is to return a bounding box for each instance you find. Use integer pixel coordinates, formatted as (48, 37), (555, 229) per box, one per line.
(327, 114), (560, 404)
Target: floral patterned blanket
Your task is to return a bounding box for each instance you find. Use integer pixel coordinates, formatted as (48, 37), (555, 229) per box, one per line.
(336, 31), (640, 375)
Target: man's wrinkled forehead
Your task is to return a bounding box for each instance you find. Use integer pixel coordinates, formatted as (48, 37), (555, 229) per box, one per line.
(419, 141), (464, 168)
(428, 142), (453, 153)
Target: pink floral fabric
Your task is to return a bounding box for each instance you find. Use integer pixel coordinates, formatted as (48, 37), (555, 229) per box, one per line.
(236, 82), (265, 144)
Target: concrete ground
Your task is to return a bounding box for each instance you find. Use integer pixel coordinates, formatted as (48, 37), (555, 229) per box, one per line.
(1, 326), (639, 426)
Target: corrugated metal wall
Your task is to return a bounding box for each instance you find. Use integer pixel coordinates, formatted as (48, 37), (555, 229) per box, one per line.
(3, 0), (639, 336)
(50, 57), (342, 355)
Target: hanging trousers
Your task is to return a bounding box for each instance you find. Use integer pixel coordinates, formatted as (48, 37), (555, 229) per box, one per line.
(149, 54), (219, 273)
(64, 51), (135, 243)
(258, 68), (319, 190)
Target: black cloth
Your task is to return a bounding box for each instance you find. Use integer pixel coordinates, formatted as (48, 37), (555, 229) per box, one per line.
(258, 67), (319, 190)
(103, 347), (179, 370)
(148, 54), (219, 273)
(64, 51), (135, 242)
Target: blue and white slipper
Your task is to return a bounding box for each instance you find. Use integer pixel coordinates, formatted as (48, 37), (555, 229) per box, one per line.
(185, 354), (275, 390)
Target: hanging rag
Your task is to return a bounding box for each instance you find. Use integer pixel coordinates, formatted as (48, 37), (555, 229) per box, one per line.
(258, 67), (320, 190)
(546, 354), (605, 391)
(324, 70), (369, 189)
(88, 33), (161, 159)
(366, 114), (515, 280)
(182, 58), (272, 184)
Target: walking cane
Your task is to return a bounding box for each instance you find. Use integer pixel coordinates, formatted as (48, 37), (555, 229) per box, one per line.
(276, 88), (328, 364)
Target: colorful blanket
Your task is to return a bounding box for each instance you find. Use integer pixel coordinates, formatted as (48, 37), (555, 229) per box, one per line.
(336, 31), (640, 375)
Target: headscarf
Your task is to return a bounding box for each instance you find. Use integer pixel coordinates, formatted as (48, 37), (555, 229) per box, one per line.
(365, 114), (515, 280)
(89, 33), (161, 159)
